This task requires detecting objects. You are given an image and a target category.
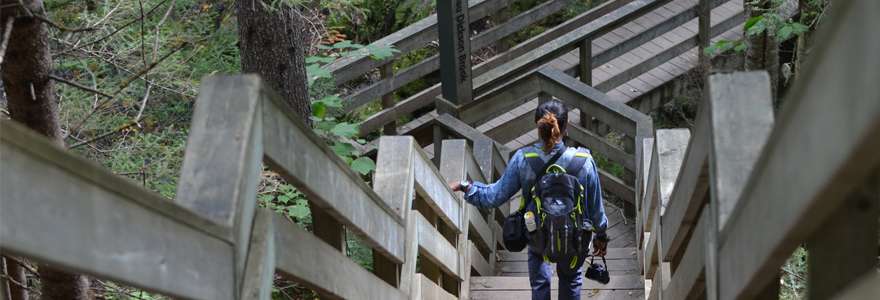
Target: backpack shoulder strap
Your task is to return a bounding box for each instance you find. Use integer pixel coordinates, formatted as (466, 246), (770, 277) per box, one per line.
(522, 147), (546, 176)
(565, 147), (591, 175)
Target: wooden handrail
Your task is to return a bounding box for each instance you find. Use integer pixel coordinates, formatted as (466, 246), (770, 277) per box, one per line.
(0, 75), (514, 299)
(0, 120), (235, 300)
(358, 0), (632, 136)
(636, 3), (880, 299)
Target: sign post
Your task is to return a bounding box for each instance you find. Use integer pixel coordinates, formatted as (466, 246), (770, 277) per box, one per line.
(437, 0), (473, 105)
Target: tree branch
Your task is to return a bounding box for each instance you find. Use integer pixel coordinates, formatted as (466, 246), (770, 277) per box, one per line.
(67, 116), (148, 149)
(55, 0), (173, 57)
(48, 74), (113, 98)
(63, 42), (188, 140)
(0, 274), (41, 296)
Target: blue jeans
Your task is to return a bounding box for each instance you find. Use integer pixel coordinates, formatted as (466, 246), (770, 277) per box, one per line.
(527, 248), (586, 300)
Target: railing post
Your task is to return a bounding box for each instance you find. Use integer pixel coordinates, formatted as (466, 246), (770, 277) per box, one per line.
(623, 135), (637, 218)
(439, 140), (472, 299)
(578, 38), (597, 133)
(697, 0), (711, 69)
(175, 76), (265, 298)
(380, 61), (398, 135)
(703, 72), (775, 300)
(494, 8), (510, 53)
(373, 137), (418, 295)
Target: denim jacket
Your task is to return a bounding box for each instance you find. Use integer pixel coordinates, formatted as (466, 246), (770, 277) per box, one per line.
(463, 141), (608, 235)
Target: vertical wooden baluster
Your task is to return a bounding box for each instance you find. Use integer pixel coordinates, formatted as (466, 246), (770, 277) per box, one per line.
(578, 38), (596, 133)
(697, 0), (711, 71)
(381, 61), (398, 136)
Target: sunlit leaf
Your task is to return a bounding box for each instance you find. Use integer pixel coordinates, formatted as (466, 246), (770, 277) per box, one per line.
(288, 205), (310, 219)
(330, 123), (359, 139)
(743, 15), (764, 32)
(312, 102), (325, 119)
(351, 157), (376, 175)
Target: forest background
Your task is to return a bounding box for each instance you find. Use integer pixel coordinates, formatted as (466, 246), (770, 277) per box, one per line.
(0, 0), (831, 299)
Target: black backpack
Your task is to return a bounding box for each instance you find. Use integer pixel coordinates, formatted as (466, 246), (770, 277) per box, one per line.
(521, 146), (594, 264)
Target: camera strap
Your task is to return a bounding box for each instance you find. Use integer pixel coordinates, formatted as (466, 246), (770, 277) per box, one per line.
(590, 255), (607, 267)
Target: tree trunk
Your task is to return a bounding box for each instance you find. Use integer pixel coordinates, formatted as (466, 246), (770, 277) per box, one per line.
(2, 257), (28, 300)
(1, 1), (91, 299)
(745, 0), (779, 107)
(237, 0), (311, 123)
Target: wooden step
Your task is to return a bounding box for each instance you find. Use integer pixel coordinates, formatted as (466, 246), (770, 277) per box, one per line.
(497, 247), (638, 262)
(470, 290), (645, 299)
(497, 258), (639, 273)
(470, 274), (644, 291)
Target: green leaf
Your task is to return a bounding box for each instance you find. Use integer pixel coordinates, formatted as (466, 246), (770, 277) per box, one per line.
(334, 40), (353, 49)
(734, 41), (746, 52)
(312, 102), (325, 119)
(330, 123), (359, 139)
(703, 44), (718, 54)
(316, 44), (333, 50)
(306, 64), (333, 78)
(309, 116), (323, 122)
(350, 43), (364, 49)
(278, 195), (291, 203)
(260, 194), (275, 202)
(351, 157), (376, 175)
(791, 23), (809, 35)
(288, 205), (310, 219)
(356, 139), (366, 144)
(295, 199), (308, 206)
(743, 15), (764, 32)
(331, 143), (357, 156)
(305, 56), (323, 63)
(776, 25), (793, 40)
(315, 94), (343, 108)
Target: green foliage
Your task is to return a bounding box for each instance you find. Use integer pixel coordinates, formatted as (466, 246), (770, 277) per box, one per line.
(592, 132), (624, 180)
(259, 181), (312, 225)
(307, 41), (398, 176)
(704, 0), (811, 54)
(779, 246), (808, 299)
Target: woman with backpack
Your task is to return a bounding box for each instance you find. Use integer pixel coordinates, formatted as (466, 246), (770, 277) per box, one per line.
(449, 99), (609, 300)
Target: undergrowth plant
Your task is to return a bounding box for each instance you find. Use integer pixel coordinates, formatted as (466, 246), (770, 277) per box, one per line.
(257, 41), (398, 230)
(704, 0), (811, 54)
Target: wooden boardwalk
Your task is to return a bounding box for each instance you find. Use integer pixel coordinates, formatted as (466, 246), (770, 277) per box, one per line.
(470, 203), (644, 299)
(407, 0), (745, 156)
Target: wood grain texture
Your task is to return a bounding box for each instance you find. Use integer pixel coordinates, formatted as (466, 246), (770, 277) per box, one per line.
(661, 209), (708, 300)
(470, 275), (644, 290)
(240, 210), (275, 300)
(705, 72), (774, 231)
(719, 2), (880, 299)
(357, 0), (631, 136)
(261, 92), (406, 263)
(539, 66), (652, 137)
(567, 124), (634, 170)
(659, 99), (709, 261)
(416, 213), (462, 279)
(414, 274), (458, 300)
(274, 215), (407, 300)
(0, 121), (235, 300)
(325, 0), (515, 84)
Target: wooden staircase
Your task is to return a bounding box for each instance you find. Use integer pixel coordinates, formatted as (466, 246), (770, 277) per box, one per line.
(470, 203), (645, 299)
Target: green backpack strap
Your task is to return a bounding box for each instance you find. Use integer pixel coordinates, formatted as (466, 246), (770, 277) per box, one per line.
(565, 147), (591, 175)
(519, 146), (567, 211)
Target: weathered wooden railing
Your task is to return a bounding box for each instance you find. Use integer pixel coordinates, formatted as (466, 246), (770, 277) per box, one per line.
(434, 65), (653, 217)
(0, 75), (509, 299)
(323, 0), (605, 135)
(354, 0), (743, 139)
(636, 1), (880, 299)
